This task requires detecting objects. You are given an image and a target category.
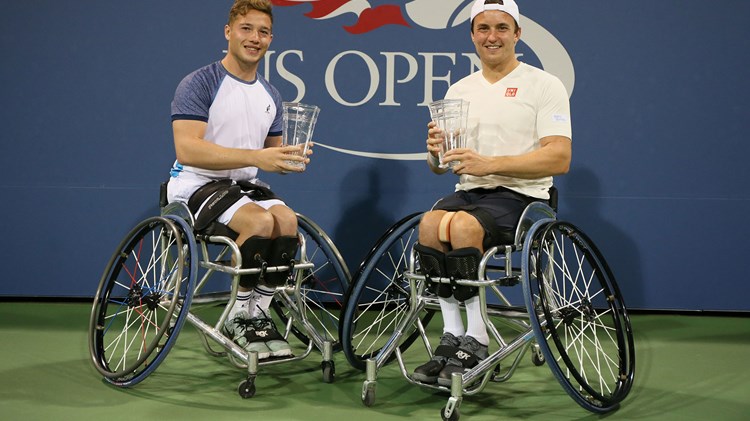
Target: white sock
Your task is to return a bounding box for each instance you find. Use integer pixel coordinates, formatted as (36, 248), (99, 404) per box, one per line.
(439, 296), (465, 338)
(230, 291), (252, 318)
(464, 296), (489, 346)
(249, 285), (276, 318)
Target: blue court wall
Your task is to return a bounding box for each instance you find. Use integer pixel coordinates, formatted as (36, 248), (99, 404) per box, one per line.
(1, 0), (748, 311)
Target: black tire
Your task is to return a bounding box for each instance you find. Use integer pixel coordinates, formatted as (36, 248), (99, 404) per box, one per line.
(271, 213), (350, 351)
(88, 215), (197, 387)
(321, 360), (335, 383)
(441, 406), (460, 421)
(523, 220), (635, 412)
(340, 213), (435, 371)
(238, 379), (256, 398)
(363, 388), (376, 407)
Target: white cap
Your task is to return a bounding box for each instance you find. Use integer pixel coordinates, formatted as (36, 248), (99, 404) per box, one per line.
(470, 0), (520, 25)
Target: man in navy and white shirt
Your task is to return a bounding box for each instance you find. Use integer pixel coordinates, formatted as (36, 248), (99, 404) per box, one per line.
(167, 0), (311, 359)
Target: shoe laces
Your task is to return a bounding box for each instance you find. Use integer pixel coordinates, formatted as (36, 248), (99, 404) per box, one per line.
(229, 314), (252, 335)
(439, 332), (460, 347)
(460, 336), (488, 358)
(248, 309), (279, 333)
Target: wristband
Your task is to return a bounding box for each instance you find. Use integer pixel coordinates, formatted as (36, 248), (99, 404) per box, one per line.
(428, 153), (440, 167)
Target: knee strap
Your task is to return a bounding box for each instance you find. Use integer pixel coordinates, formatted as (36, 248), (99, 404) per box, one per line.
(415, 243), (445, 277)
(446, 247), (482, 301)
(239, 236), (272, 289)
(414, 243), (452, 298)
(438, 212), (456, 243)
(264, 235), (299, 286)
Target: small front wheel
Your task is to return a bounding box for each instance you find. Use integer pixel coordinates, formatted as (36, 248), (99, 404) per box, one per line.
(322, 360), (335, 383)
(363, 388), (376, 407)
(531, 345), (545, 366)
(441, 406), (460, 421)
(238, 379), (256, 399)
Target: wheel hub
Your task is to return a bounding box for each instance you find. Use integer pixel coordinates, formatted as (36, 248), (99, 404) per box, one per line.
(126, 285), (161, 310)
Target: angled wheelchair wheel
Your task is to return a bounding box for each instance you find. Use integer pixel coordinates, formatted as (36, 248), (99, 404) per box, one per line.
(88, 215), (197, 387)
(340, 213), (435, 371)
(271, 214), (350, 351)
(522, 220), (635, 413)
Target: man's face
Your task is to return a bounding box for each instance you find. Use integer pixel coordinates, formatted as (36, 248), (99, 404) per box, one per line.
(225, 9), (273, 68)
(470, 10), (520, 67)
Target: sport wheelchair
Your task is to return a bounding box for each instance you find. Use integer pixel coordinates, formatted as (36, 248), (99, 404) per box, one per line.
(339, 192), (635, 420)
(88, 184), (350, 397)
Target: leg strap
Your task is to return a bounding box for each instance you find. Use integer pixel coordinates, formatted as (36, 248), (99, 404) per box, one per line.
(437, 212), (456, 243)
(264, 235), (299, 286)
(445, 247), (482, 301)
(238, 236), (272, 289)
(414, 243), (451, 298)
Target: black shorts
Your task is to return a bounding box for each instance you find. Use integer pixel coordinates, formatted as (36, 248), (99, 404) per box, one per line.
(432, 187), (543, 248)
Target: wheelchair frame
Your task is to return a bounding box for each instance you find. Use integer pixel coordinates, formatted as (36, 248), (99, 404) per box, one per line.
(88, 202), (350, 398)
(340, 202), (635, 420)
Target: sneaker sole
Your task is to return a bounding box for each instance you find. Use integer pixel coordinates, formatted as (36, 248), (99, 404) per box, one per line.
(244, 341), (273, 359)
(412, 373), (438, 383)
(438, 371), (483, 387)
(437, 377), (453, 387)
(221, 329), (272, 359)
(269, 349), (293, 357)
(247, 348), (272, 359)
(266, 339), (293, 357)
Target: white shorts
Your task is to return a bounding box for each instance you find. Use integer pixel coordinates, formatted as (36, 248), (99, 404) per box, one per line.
(207, 196), (286, 226)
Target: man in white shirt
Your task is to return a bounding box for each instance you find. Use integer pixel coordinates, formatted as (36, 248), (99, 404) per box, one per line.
(413, 0), (572, 386)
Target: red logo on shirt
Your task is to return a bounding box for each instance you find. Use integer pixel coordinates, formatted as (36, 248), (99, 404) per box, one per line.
(505, 88), (518, 97)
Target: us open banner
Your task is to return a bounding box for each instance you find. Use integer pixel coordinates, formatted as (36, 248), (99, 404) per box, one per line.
(2, 0), (749, 311)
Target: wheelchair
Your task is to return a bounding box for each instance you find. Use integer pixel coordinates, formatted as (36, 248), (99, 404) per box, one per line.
(88, 183), (350, 398)
(339, 191), (635, 420)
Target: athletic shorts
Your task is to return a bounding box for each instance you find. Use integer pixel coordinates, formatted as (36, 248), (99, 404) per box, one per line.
(432, 187), (542, 247)
(202, 195), (285, 226)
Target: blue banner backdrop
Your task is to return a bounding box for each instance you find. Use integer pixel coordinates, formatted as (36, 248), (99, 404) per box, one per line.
(1, 0), (749, 311)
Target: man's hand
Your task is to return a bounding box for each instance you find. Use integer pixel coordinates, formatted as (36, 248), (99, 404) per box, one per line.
(426, 121), (444, 157)
(443, 148), (493, 176)
(426, 121), (450, 173)
(255, 143), (313, 173)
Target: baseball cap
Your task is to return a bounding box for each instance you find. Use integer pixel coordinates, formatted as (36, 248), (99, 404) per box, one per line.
(470, 0), (520, 25)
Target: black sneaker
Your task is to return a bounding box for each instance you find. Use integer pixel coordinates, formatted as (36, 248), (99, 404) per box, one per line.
(437, 335), (489, 387)
(412, 332), (460, 383)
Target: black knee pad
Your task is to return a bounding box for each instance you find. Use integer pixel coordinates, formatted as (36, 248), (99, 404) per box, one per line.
(265, 235), (299, 286)
(238, 236), (272, 289)
(414, 243), (452, 298)
(445, 247), (482, 301)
